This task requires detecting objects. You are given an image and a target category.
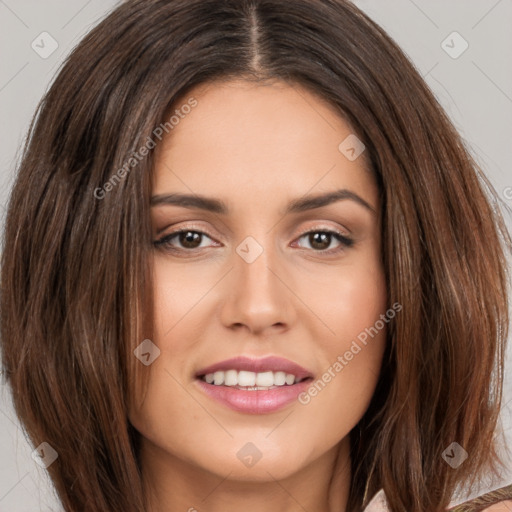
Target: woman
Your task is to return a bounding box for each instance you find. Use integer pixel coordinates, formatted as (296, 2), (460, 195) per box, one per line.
(1, 0), (510, 511)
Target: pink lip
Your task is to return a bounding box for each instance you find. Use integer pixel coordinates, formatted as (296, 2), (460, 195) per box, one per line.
(194, 356), (314, 415)
(195, 378), (312, 414)
(195, 356), (313, 381)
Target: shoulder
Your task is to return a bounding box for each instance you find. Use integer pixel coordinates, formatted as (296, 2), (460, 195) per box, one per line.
(481, 500), (512, 511)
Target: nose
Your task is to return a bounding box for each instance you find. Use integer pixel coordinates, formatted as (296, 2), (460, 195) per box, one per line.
(219, 236), (296, 335)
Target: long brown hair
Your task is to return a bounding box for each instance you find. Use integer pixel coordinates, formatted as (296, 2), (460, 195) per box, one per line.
(1, 1), (510, 511)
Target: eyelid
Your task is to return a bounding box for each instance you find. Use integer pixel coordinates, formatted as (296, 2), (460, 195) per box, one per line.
(295, 223), (351, 239)
(155, 219), (351, 239)
(155, 222), (218, 239)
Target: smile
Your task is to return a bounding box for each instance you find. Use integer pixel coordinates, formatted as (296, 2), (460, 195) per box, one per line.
(194, 356), (314, 414)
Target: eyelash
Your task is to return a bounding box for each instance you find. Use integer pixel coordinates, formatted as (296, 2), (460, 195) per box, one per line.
(153, 225), (354, 256)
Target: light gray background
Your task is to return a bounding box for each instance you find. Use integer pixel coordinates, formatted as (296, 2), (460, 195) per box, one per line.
(0, 1), (511, 510)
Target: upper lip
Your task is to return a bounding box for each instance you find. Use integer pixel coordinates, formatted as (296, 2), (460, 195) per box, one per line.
(195, 356), (314, 381)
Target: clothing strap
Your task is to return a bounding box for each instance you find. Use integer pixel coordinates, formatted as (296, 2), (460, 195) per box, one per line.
(448, 484), (512, 511)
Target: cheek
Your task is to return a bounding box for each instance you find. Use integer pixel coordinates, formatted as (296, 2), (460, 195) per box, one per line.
(151, 258), (212, 335)
(296, 337), (385, 462)
(310, 252), (387, 350)
(299, 256), (387, 424)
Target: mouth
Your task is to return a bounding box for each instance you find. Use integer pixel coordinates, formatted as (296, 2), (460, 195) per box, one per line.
(194, 356), (314, 414)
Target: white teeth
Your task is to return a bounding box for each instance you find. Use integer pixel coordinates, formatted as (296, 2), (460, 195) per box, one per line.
(285, 373), (295, 385)
(224, 369), (238, 386)
(238, 371), (256, 387)
(255, 371), (274, 387)
(274, 371), (286, 386)
(201, 370), (305, 387)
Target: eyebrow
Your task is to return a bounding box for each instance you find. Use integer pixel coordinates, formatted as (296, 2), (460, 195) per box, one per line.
(150, 188), (376, 215)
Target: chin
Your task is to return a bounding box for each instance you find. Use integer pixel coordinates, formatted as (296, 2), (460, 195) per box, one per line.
(194, 446), (308, 482)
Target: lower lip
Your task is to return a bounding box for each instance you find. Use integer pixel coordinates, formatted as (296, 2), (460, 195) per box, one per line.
(195, 378), (313, 414)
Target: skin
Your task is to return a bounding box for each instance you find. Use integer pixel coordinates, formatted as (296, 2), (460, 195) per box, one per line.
(128, 79), (388, 512)
(483, 504), (512, 511)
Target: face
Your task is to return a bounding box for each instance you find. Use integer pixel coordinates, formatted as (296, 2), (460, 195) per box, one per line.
(129, 79), (387, 486)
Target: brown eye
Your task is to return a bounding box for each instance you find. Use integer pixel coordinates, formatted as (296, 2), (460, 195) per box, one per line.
(177, 231), (202, 249)
(295, 230), (354, 253)
(308, 232), (331, 250)
(154, 229), (217, 251)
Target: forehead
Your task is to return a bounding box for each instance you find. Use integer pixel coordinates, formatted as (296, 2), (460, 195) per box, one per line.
(152, 79), (376, 209)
